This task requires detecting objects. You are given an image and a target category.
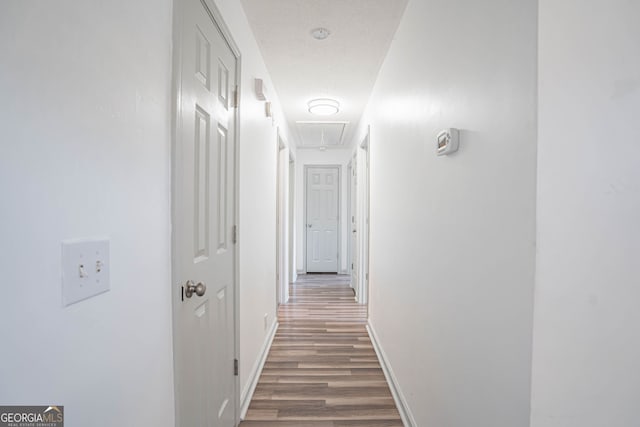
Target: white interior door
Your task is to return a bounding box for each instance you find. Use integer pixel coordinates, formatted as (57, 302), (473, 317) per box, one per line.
(360, 140), (370, 305)
(173, 0), (237, 425)
(350, 159), (359, 295)
(306, 167), (339, 273)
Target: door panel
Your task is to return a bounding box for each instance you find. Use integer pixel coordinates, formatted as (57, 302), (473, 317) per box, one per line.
(350, 159), (358, 294)
(173, 0), (237, 425)
(306, 167), (339, 273)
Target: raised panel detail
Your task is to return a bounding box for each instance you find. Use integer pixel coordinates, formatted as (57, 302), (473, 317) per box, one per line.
(218, 398), (229, 420)
(311, 189), (321, 221)
(324, 230), (336, 261)
(193, 299), (213, 422)
(216, 125), (228, 252)
(218, 60), (229, 108)
(326, 189), (338, 220)
(326, 174), (334, 185)
(194, 105), (210, 261)
(312, 174), (321, 185)
(214, 285), (231, 420)
(312, 231), (320, 262)
(195, 26), (211, 89)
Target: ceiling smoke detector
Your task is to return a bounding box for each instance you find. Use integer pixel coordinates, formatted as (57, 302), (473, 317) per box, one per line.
(310, 27), (331, 40)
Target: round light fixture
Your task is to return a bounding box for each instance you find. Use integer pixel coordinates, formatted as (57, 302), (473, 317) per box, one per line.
(308, 98), (340, 116)
(310, 27), (331, 40)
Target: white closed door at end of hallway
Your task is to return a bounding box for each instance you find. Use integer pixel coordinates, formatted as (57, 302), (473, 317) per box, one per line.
(173, 0), (237, 425)
(306, 167), (339, 273)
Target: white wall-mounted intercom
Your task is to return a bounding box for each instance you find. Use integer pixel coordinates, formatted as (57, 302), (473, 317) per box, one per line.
(436, 128), (460, 156)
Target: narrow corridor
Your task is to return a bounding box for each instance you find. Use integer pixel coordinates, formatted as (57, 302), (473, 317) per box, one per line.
(240, 275), (402, 426)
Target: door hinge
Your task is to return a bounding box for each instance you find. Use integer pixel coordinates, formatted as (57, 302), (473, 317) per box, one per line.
(232, 86), (239, 108)
(234, 358), (239, 376)
(232, 225), (237, 244)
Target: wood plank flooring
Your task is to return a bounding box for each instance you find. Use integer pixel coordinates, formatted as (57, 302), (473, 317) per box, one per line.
(239, 274), (403, 427)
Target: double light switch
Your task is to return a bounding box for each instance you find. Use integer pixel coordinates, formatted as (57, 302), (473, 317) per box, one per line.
(62, 238), (110, 306)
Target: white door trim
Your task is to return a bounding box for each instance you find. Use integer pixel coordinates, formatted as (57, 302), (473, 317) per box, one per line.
(303, 164), (341, 274)
(170, 0), (242, 424)
(358, 128), (371, 305)
(276, 130), (289, 304)
(346, 159), (353, 289)
(288, 153), (297, 284)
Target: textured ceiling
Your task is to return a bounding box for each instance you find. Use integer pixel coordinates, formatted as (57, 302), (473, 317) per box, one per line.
(240, 0), (408, 148)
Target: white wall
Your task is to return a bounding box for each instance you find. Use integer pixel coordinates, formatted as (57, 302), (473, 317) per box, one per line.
(295, 148), (352, 274)
(355, 0), (538, 425)
(0, 1), (175, 425)
(530, 1), (640, 426)
(0, 0), (292, 424)
(209, 0), (294, 408)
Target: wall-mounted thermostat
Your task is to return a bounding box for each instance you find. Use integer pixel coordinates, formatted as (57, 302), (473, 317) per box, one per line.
(436, 128), (460, 156)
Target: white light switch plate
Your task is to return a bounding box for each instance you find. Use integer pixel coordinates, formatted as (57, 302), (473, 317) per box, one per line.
(62, 238), (110, 306)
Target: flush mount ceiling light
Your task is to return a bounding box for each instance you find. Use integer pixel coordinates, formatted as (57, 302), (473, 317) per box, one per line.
(310, 27), (331, 40)
(308, 98), (340, 116)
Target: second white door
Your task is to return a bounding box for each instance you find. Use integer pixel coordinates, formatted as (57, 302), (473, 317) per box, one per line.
(306, 166), (339, 273)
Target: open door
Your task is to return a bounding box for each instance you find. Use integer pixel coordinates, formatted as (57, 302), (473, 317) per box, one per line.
(349, 157), (359, 297)
(172, 0), (239, 425)
(359, 132), (371, 305)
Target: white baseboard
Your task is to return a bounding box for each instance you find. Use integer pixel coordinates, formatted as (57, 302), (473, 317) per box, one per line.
(367, 321), (417, 427)
(240, 320), (279, 419)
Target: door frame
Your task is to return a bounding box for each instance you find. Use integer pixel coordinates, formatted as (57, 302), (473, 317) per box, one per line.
(170, 0), (242, 424)
(288, 152), (297, 284)
(303, 164), (341, 274)
(358, 128), (371, 305)
(347, 159), (353, 290)
(276, 130), (289, 305)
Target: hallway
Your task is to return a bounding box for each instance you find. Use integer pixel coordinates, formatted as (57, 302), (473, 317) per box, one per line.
(240, 275), (402, 426)
(2, 0), (638, 426)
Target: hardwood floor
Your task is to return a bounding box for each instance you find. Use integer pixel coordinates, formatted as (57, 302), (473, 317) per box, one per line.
(239, 274), (403, 427)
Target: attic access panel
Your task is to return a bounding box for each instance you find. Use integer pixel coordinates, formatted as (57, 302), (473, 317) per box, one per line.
(296, 121), (349, 147)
